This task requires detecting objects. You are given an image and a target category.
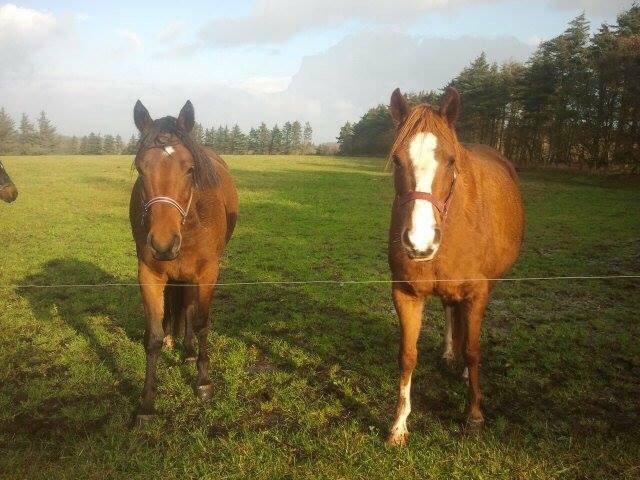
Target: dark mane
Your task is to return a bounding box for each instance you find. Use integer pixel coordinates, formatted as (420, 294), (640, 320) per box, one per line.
(136, 116), (218, 188)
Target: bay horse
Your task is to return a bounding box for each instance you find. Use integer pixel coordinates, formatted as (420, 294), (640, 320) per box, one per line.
(129, 100), (238, 424)
(0, 160), (18, 203)
(386, 87), (524, 444)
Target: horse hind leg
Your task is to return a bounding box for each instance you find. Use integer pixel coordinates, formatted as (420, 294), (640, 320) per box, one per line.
(442, 304), (456, 366)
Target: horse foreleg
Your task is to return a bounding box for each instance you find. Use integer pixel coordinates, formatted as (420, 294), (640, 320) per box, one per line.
(388, 287), (425, 446)
(137, 265), (167, 423)
(183, 286), (198, 363)
(461, 286), (489, 430)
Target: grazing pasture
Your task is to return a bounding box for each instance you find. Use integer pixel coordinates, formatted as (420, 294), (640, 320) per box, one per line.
(0, 155), (639, 479)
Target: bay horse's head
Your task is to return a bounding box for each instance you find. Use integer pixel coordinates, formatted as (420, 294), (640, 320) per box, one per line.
(133, 100), (217, 261)
(0, 160), (18, 203)
(389, 87), (461, 261)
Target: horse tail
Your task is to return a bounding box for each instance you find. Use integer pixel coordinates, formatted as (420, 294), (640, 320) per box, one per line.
(163, 284), (186, 345)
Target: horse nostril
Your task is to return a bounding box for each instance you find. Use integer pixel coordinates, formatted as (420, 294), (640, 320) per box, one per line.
(170, 235), (181, 253)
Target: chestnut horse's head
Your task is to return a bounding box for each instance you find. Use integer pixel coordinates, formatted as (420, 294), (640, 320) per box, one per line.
(133, 100), (217, 261)
(0, 160), (18, 203)
(389, 87), (462, 261)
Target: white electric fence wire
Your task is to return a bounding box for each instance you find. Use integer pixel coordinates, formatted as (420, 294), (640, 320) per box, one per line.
(0, 274), (638, 289)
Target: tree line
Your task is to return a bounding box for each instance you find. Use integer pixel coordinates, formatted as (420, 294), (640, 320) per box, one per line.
(337, 5), (640, 172)
(0, 110), (315, 156)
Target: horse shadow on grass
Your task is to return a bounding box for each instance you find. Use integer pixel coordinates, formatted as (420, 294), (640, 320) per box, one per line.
(11, 258), (144, 440)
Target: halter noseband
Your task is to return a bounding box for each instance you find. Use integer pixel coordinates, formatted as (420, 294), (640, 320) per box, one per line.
(397, 170), (457, 218)
(143, 190), (193, 225)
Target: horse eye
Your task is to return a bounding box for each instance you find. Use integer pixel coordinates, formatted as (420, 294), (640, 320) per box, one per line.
(187, 167), (195, 176)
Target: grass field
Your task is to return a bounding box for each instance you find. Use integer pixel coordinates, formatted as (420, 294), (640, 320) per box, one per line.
(0, 155), (639, 479)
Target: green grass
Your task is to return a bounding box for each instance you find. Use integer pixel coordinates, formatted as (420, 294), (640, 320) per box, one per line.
(0, 155), (639, 479)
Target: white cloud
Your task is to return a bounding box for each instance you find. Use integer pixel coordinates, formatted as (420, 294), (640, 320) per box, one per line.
(548, 0), (634, 14)
(0, 3), (68, 75)
(198, 0), (484, 46)
(239, 76), (292, 95)
(157, 21), (186, 43)
(114, 29), (143, 55)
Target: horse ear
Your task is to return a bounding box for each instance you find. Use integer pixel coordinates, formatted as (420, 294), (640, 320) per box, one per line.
(177, 100), (195, 133)
(389, 88), (409, 124)
(440, 86), (460, 126)
(134, 100), (153, 133)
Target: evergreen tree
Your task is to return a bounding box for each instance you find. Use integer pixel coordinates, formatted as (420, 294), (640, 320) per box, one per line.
(0, 108), (17, 155)
(247, 127), (259, 153)
(270, 124), (283, 154)
(18, 113), (38, 155)
(103, 134), (116, 154)
(191, 122), (205, 144)
(302, 122), (313, 154)
(114, 134), (124, 154)
(290, 120), (302, 154)
(124, 134), (139, 155)
(229, 124), (246, 154)
(281, 121), (292, 153)
(258, 122), (271, 154)
(337, 122), (354, 155)
(37, 111), (57, 154)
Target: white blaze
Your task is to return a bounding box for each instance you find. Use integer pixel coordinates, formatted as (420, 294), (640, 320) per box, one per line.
(407, 132), (439, 253)
(163, 146), (175, 156)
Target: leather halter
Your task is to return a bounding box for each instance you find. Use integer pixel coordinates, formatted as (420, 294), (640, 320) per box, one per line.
(143, 190), (193, 225)
(397, 170), (457, 218)
(140, 145), (194, 225)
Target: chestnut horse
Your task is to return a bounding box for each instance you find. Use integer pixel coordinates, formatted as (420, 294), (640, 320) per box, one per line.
(0, 160), (18, 203)
(129, 100), (238, 424)
(386, 87), (524, 444)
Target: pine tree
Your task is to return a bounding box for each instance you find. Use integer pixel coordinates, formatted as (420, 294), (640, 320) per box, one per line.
(258, 122), (270, 154)
(229, 124), (246, 154)
(247, 127), (259, 153)
(191, 122), (205, 144)
(18, 113), (38, 155)
(302, 122), (313, 154)
(114, 135), (124, 154)
(37, 111), (57, 154)
(103, 134), (116, 154)
(270, 124), (283, 154)
(124, 134), (139, 155)
(0, 108), (17, 155)
(290, 120), (302, 154)
(281, 121), (292, 153)
(337, 122), (354, 155)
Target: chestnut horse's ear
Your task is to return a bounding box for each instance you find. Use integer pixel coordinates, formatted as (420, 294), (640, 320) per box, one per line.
(177, 100), (195, 133)
(134, 100), (153, 133)
(440, 86), (460, 126)
(389, 88), (409, 124)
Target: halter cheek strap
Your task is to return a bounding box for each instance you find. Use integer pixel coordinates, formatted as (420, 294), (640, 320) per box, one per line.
(397, 170), (457, 217)
(142, 189), (193, 225)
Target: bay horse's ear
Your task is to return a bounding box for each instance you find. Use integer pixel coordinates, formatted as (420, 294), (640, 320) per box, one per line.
(177, 100), (195, 133)
(440, 86), (460, 126)
(390, 88), (409, 125)
(134, 100), (153, 133)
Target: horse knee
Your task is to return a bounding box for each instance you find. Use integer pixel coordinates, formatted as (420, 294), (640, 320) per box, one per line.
(145, 331), (164, 353)
(464, 348), (480, 367)
(399, 350), (417, 372)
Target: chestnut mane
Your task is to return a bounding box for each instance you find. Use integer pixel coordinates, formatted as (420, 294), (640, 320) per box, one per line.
(388, 104), (465, 167)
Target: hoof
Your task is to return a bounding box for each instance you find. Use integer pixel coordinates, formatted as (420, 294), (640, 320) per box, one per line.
(387, 431), (408, 446)
(197, 384), (214, 401)
(135, 413), (156, 427)
(184, 356), (197, 364)
(163, 335), (174, 350)
(464, 417), (484, 435)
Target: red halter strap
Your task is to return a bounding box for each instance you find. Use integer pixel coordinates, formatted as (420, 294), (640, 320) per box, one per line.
(397, 171), (457, 217)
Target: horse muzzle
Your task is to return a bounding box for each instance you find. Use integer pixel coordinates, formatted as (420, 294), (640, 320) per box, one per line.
(401, 228), (440, 261)
(0, 183), (18, 203)
(148, 233), (181, 261)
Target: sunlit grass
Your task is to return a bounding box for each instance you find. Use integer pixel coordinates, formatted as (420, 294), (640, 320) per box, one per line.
(0, 155), (639, 479)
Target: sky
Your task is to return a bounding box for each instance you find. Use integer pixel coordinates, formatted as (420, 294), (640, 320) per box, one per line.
(0, 0), (635, 142)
